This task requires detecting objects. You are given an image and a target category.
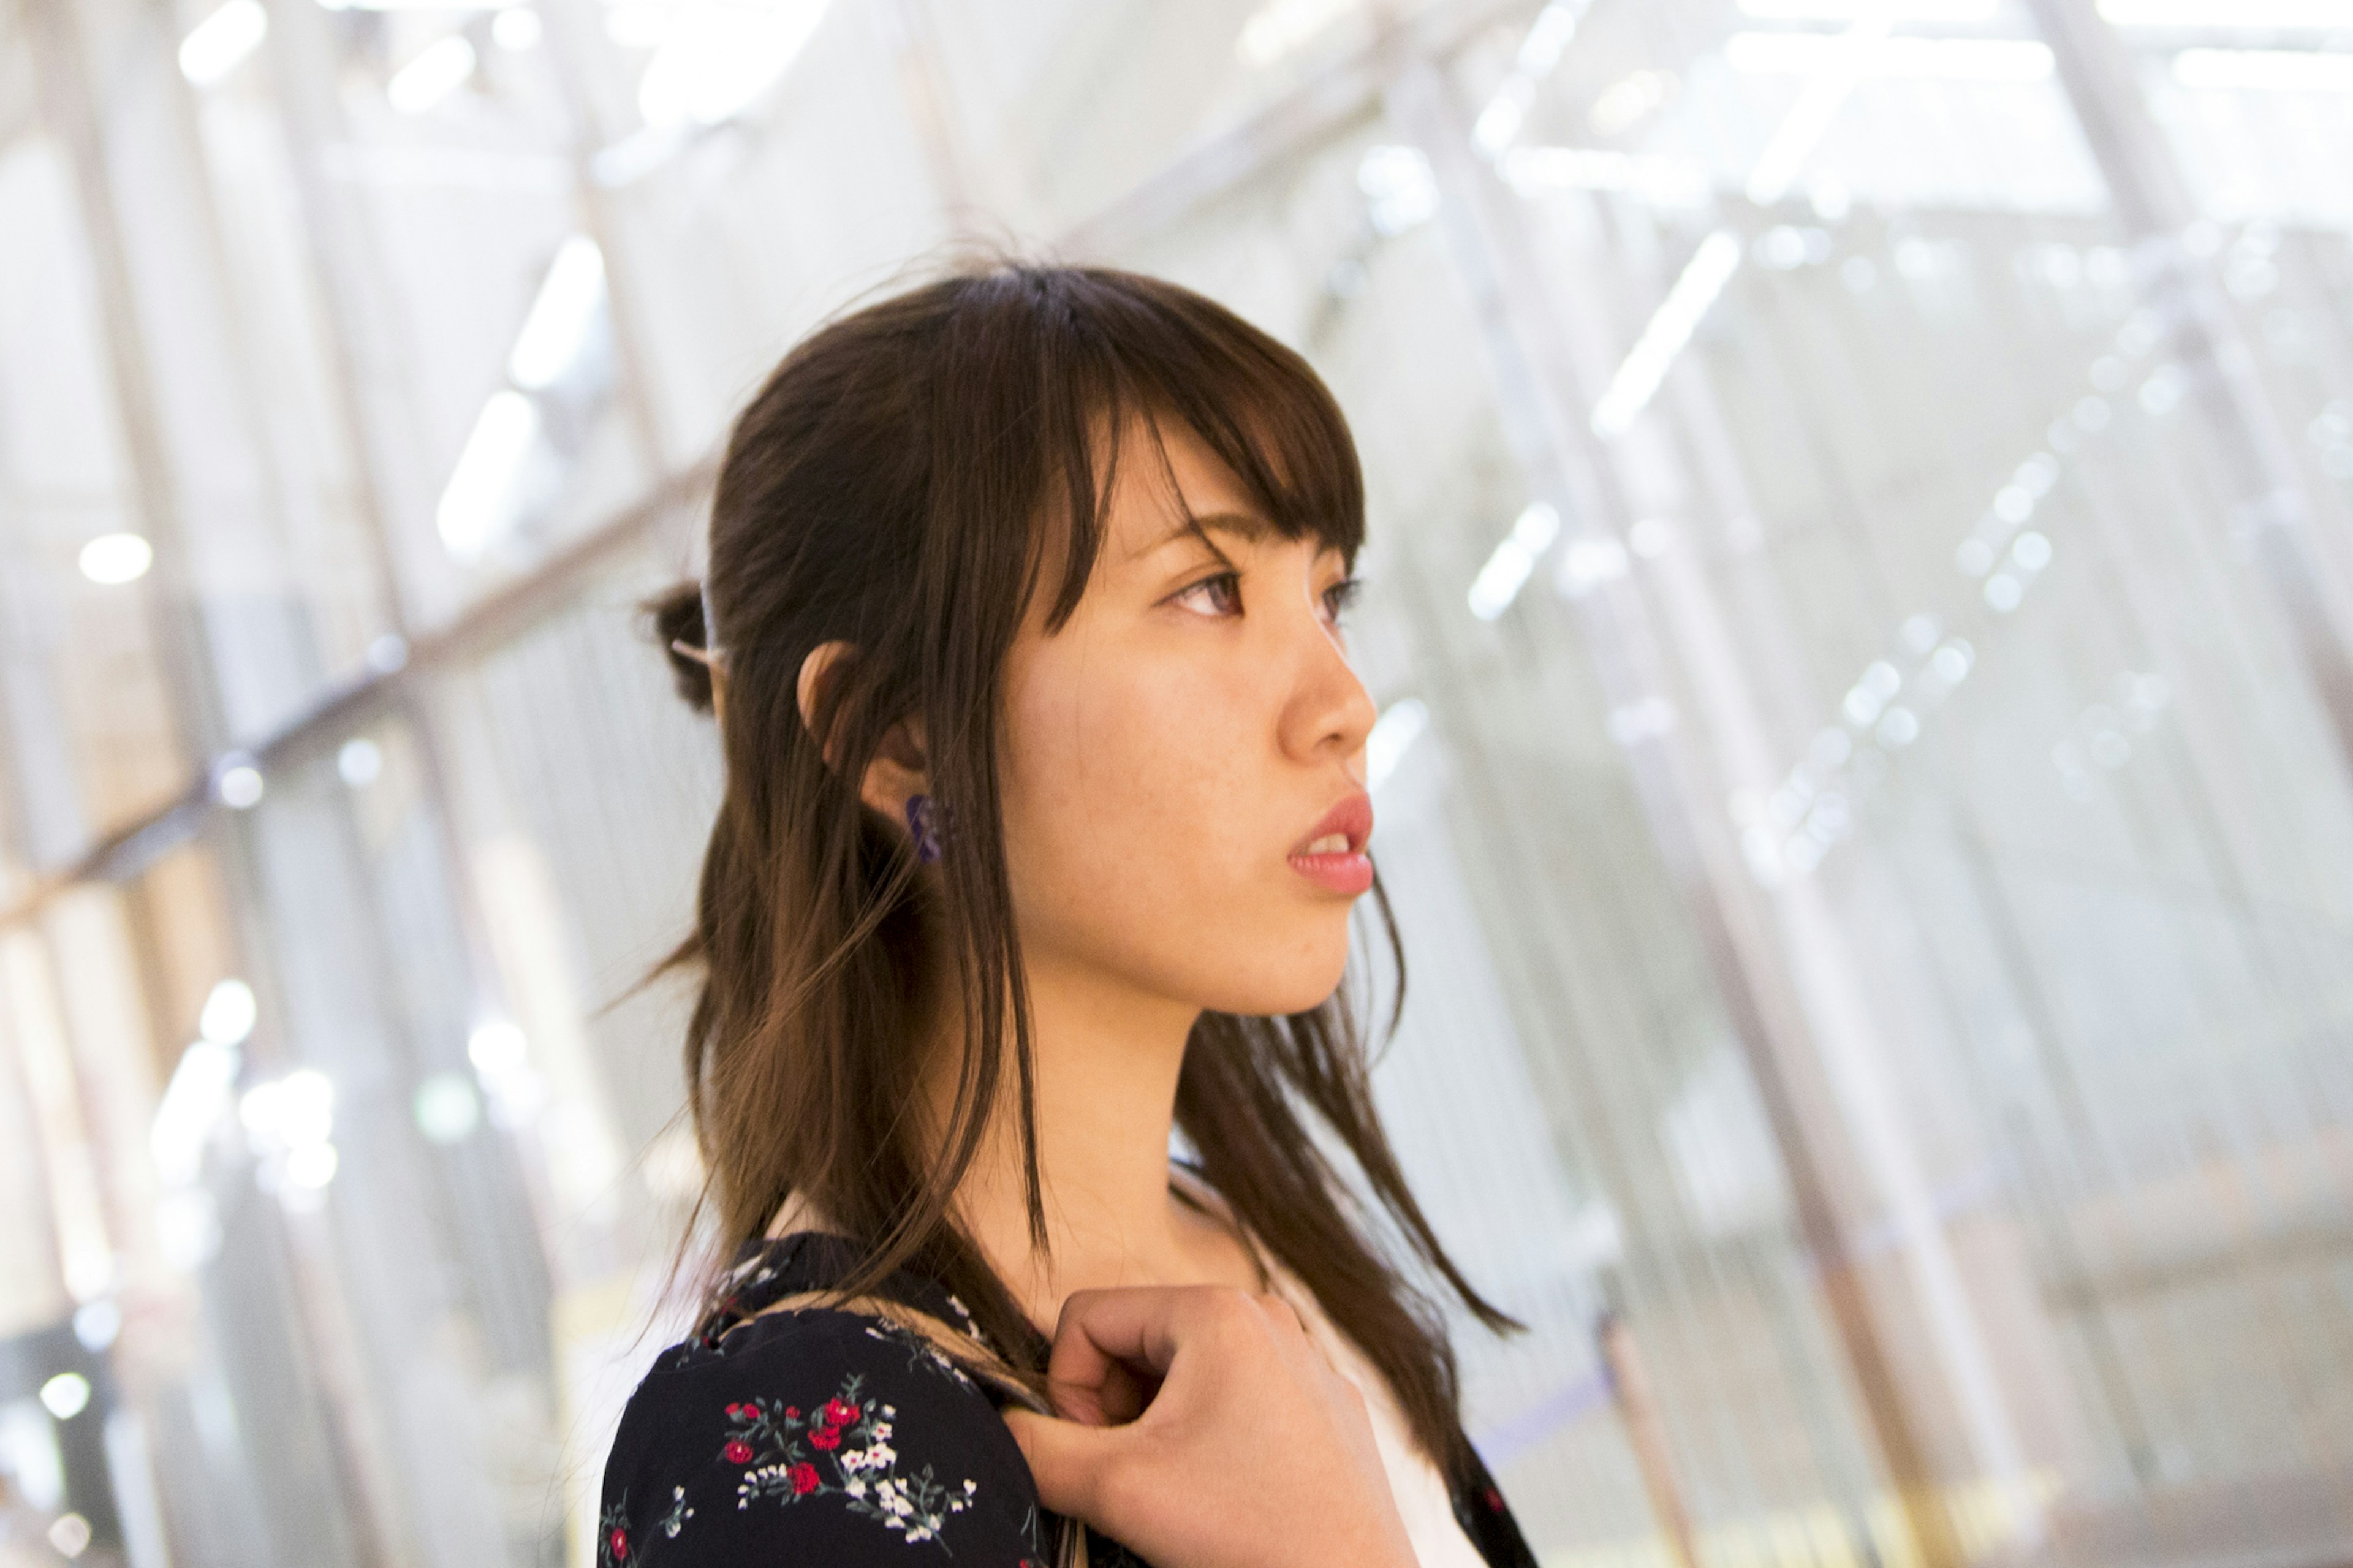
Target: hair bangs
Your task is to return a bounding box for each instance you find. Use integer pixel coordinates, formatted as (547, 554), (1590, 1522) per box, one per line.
(1022, 270), (1367, 631)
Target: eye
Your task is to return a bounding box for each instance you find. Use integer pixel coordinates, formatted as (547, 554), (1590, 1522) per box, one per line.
(1171, 571), (1243, 618)
(1320, 575), (1363, 628)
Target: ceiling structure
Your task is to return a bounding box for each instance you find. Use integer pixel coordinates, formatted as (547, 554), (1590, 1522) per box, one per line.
(1, 1), (2351, 1565)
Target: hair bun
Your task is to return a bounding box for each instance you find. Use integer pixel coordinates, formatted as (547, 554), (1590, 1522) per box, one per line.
(646, 579), (717, 713)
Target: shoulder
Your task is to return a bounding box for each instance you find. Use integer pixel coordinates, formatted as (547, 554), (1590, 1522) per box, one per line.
(599, 1306), (1048, 1566)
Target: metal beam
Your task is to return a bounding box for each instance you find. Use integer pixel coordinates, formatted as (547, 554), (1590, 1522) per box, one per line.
(2026, 0), (2353, 787)
(0, 0), (1527, 932)
(0, 459), (716, 937)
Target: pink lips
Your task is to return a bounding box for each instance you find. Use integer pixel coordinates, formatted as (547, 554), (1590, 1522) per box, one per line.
(1289, 792), (1374, 896)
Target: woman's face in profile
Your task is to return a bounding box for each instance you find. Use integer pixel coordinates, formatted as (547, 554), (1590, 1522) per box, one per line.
(995, 420), (1377, 1020)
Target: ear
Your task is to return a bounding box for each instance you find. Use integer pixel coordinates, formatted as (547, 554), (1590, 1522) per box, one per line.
(796, 640), (930, 821)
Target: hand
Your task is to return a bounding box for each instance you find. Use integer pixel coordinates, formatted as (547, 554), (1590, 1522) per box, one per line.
(1000, 1286), (1418, 1568)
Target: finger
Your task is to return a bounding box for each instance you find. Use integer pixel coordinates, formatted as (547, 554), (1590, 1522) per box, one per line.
(1000, 1409), (1123, 1520)
(1037, 1292), (1176, 1426)
(1044, 1358), (1146, 1428)
(1044, 1286), (1213, 1390)
(1254, 1292), (1304, 1335)
(1075, 1357), (1156, 1426)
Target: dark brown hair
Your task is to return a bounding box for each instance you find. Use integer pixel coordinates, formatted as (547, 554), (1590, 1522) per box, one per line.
(645, 260), (1517, 1475)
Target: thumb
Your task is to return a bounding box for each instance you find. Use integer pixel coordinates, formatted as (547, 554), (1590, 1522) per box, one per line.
(1001, 1408), (1124, 1520)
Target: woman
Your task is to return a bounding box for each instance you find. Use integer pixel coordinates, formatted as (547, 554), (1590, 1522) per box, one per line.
(603, 262), (1537, 1568)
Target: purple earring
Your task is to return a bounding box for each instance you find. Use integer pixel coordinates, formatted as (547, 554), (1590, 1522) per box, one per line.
(904, 793), (944, 865)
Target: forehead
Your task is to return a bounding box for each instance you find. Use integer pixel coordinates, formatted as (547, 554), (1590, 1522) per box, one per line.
(1103, 419), (1255, 551)
(1101, 418), (1352, 575)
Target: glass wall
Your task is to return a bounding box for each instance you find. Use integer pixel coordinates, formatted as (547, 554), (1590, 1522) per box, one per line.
(2, 1), (2350, 1566)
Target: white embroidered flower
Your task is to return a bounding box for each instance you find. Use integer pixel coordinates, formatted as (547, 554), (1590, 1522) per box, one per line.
(844, 1477), (867, 1499)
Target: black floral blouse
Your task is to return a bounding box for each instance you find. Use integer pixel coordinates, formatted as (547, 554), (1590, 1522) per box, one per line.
(597, 1229), (1539, 1566)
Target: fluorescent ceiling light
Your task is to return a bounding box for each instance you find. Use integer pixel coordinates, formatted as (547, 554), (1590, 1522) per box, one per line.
(39, 1374), (90, 1422)
(1502, 146), (1711, 203)
(1740, 13), (1893, 205)
(492, 7), (542, 49)
(388, 34), (477, 113)
(1474, 77), (1534, 154)
(638, 0), (832, 129)
(1555, 535), (1632, 597)
(199, 977), (259, 1046)
(1358, 145), (1439, 235)
(78, 532), (153, 584)
(1468, 503), (1561, 621)
(2099, 0), (2353, 26)
(413, 1073), (483, 1144)
(216, 760), (264, 808)
(242, 1069), (335, 1151)
(437, 391), (542, 558)
(507, 236), (607, 389)
(1725, 32), (2057, 78)
(1517, 4), (1580, 75)
(1593, 230), (1741, 439)
(1235, 0), (1363, 67)
(150, 1041), (240, 1190)
(2171, 47), (2353, 89)
(1366, 698), (1430, 791)
(1469, 2), (1584, 157)
(179, 0), (268, 86)
(1737, 0), (2001, 18)
(1591, 70), (1672, 135)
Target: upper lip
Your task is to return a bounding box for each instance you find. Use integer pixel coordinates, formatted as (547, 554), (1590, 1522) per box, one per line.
(1292, 792), (1373, 856)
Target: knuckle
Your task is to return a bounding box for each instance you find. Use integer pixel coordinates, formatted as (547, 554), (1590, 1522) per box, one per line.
(1254, 1292), (1303, 1333)
(1194, 1285), (1258, 1332)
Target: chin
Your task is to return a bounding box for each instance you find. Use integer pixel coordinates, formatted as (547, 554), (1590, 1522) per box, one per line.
(1201, 928), (1353, 1018)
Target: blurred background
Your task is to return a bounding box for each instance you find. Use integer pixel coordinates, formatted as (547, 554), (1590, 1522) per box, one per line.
(2, 0), (2352, 1564)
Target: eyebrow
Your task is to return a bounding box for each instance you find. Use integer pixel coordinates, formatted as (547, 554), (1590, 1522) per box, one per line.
(1143, 509), (1276, 557)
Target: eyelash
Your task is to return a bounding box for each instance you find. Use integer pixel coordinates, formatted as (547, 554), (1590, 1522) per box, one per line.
(1175, 572), (1362, 626)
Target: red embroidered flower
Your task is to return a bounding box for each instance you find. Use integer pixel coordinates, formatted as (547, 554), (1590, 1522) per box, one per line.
(806, 1425), (841, 1451)
(608, 1526), (629, 1559)
(723, 1439), (754, 1465)
(725, 1403), (745, 1418)
(822, 1397), (860, 1428)
(784, 1406), (800, 1420)
(789, 1461), (820, 1496)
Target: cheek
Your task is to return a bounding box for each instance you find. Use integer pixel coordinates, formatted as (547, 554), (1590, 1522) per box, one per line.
(998, 647), (1352, 1010)
(1005, 652), (1252, 893)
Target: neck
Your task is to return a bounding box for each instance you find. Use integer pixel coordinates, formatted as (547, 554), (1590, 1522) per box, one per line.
(919, 949), (1210, 1327)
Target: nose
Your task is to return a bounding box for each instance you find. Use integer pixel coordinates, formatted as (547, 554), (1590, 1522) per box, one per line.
(1279, 577), (1377, 768)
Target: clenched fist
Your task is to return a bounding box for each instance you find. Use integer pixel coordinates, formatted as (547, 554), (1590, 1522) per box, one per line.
(1001, 1286), (1418, 1568)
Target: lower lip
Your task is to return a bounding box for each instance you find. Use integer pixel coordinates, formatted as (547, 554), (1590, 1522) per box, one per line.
(1289, 850), (1374, 895)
